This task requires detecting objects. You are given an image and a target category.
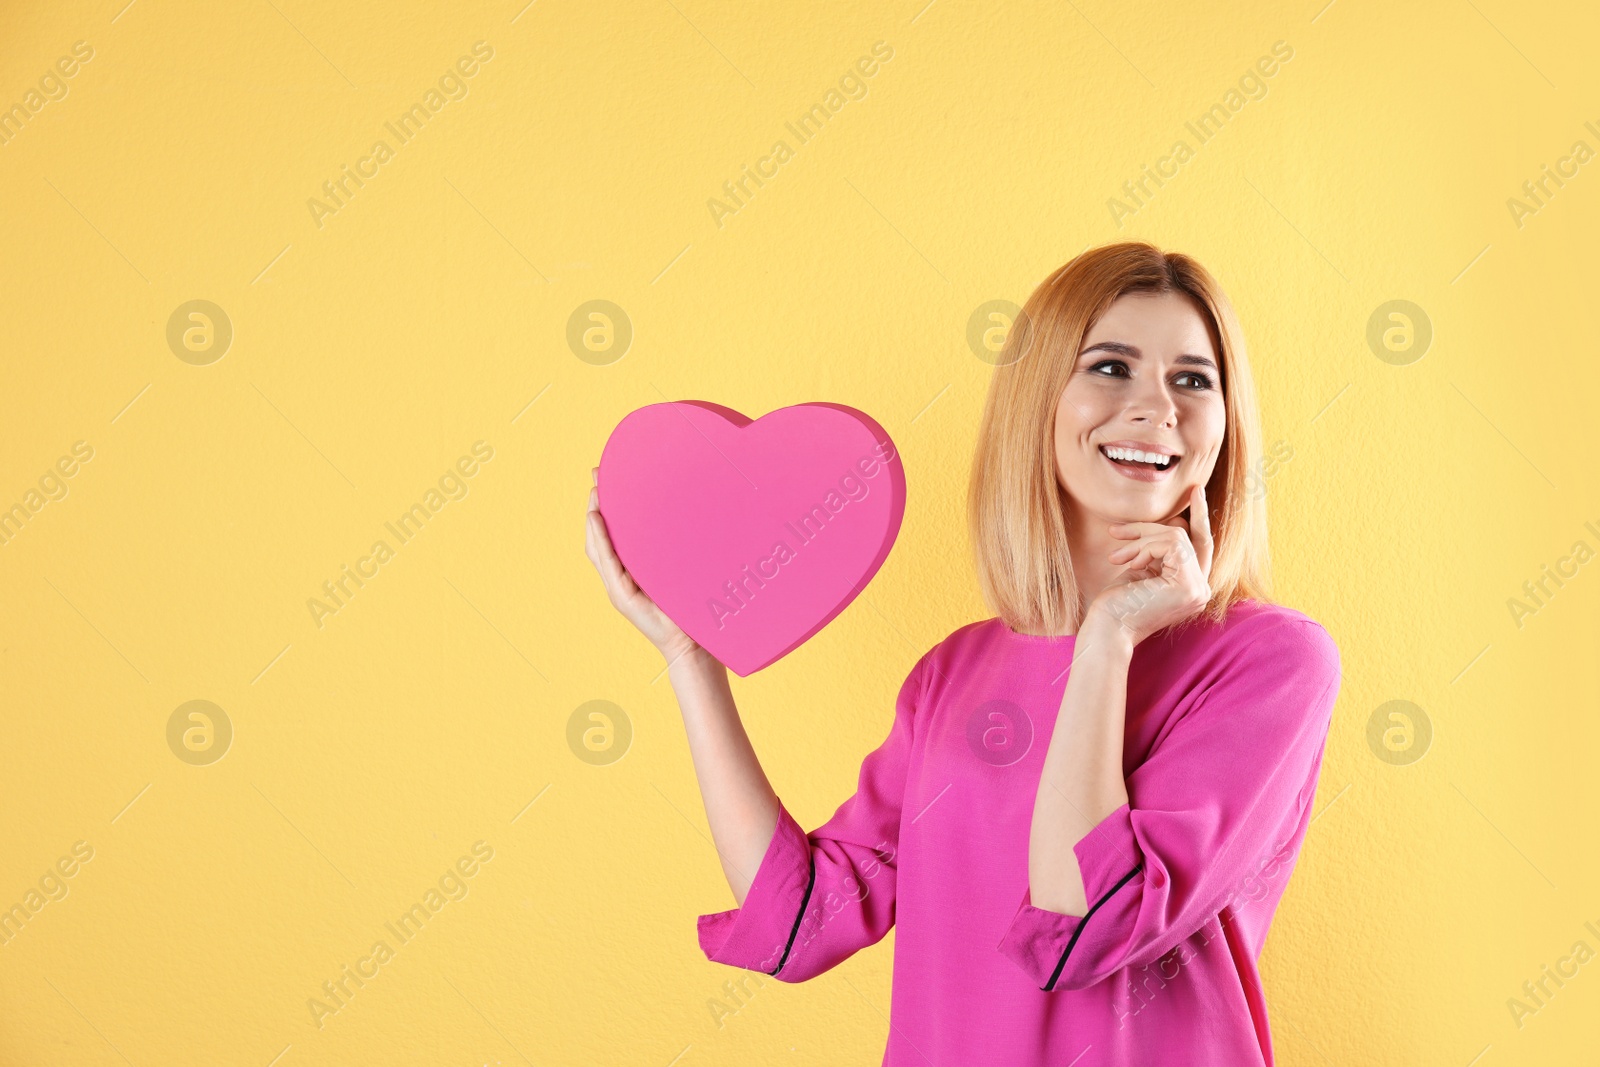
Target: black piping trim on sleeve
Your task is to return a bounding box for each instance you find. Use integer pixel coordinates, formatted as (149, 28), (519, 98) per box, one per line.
(1041, 864), (1143, 992)
(768, 854), (817, 977)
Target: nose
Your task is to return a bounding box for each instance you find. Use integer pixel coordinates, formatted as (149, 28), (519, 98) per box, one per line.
(1126, 372), (1179, 428)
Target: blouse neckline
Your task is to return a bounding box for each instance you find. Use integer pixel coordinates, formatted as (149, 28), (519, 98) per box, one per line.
(994, 618), (1077, 643)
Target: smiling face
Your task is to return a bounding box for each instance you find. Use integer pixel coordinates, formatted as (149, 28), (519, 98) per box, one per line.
(1053, 289), (1227, 527)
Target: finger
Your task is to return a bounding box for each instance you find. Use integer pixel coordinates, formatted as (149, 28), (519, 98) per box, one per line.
(1111, 520), (1187, 540)
(585, 481), (650, 606)
(1109, 527), (1186, 559)
(1113, 543), (1177, 566)
(1112, 532), (1179, 569)
(1149, 531), (1202, 573)
(1189, 484), (1215, 575)
(1128, 554), (1173, 583)
(587, 507), (636, 596)
(1118, 548), (1158, 575)
(1109, 538), (1166, 564)
(584, 506), (605, 569)
(584, 488), (599, 560)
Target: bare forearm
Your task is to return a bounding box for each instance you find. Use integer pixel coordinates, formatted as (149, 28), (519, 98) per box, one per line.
(1028, 613), (1134, 915)
(667, 646), (781, 906)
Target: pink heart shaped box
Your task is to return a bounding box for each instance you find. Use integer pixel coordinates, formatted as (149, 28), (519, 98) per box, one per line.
(598, 401), (906, 676)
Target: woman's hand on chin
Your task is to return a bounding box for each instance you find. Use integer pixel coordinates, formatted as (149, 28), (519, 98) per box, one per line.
(1084, 483), (1215, 647)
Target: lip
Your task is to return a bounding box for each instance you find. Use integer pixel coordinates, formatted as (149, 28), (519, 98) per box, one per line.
(1098, 441), (1181, 483)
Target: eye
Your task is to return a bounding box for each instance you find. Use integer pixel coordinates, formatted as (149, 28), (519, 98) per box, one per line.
(1088, 359), (1129, 377)
(1175, 371), (1214, 390)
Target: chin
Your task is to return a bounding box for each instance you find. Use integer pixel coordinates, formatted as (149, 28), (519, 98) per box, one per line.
(1115, 505), (1170, 524)
(1061, 472), (1181, 525)
(1103, 493), (1179, 524)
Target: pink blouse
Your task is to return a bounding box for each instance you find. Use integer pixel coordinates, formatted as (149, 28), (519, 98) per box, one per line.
(696, 600), (1341, 1065)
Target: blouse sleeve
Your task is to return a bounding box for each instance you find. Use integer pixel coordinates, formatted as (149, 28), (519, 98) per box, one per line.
(997, 616), (1341, 992)
(696, 654), (929, 982)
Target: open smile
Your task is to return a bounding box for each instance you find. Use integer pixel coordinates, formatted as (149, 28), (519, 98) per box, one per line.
(1098, 442), (1180, 482)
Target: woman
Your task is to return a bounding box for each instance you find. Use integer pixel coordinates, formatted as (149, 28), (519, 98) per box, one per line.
(584, 241), (1341, 1065)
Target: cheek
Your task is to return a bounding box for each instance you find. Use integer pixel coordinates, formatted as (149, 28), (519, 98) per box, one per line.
(1054, 384), (1105, 446)
(1054, 390), (1109, 493)
(1053, 402), (1089, 471)
(1187, 403), (1228, 466)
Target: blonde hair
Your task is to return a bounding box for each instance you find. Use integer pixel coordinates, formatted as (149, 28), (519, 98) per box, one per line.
(967, 241), (1272, 636)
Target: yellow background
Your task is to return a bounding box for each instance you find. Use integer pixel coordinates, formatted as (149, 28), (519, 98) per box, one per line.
(2, 0), (1597, 1063)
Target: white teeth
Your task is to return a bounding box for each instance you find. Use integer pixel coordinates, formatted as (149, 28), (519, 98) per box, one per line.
(1102, 445), (1175, 469)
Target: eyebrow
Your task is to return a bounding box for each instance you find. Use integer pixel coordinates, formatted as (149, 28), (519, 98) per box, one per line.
(1078, 340), (1218, 371)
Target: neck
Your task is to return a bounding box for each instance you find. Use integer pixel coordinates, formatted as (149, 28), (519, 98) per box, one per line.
(1063, 500), (1125, 617)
